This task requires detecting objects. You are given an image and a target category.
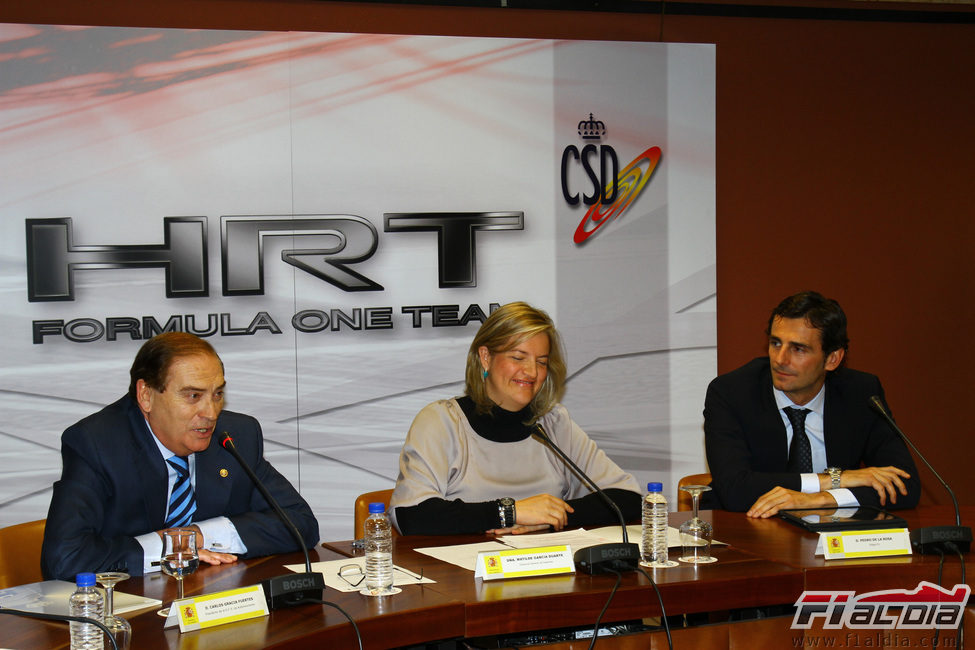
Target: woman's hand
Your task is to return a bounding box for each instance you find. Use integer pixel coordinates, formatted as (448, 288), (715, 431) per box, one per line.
(514, 494), (574, 531)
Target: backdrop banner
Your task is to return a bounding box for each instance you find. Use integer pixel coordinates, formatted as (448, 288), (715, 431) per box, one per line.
(0, 24), (716, 540)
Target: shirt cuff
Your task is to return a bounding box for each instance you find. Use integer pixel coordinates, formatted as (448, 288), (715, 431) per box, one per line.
(826, 488), (858, 508)
(799, 472), (821, 494)
(195, 516), (248, 554)
(135, 531), (162, 574)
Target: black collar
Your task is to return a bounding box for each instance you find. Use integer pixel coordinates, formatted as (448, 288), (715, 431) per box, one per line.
(457, 395), (534, 443)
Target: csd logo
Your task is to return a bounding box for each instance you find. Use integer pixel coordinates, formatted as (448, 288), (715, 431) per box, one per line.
(560, 113), (619, 207)
(559, 112), (662, 245)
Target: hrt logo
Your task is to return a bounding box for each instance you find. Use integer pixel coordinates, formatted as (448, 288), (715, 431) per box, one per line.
(25, 212), (524, 302)
(792, 582), (970, 630)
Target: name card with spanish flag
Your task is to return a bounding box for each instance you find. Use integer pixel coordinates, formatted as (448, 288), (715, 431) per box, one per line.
(817, 529), (912, 560)
(474, 545), (575, 580)
(164, 584), (270, 631)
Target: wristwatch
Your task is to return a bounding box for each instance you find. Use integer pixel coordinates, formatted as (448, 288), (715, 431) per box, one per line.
(497, 497), (516, 528)
(824, 467), (842, 490)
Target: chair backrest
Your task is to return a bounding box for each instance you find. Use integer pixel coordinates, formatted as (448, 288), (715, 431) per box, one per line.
(677, 473), (712, 511)
(0, 519), (46, 588)
(354, 489), (395, 540)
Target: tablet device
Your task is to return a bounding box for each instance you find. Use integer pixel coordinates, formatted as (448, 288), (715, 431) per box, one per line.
(779, 506), (907, 533)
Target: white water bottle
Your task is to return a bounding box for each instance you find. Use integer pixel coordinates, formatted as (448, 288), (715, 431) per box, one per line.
(69, 572), (104, 650)
(363, 502), (394, 595)
(640, 482), (671, 568)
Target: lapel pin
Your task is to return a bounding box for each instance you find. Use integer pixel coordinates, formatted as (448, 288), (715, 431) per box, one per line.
(219, 468), (229, 478)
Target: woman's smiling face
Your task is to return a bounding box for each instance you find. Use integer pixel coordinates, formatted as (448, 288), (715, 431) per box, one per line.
(479, 333), (550, 411)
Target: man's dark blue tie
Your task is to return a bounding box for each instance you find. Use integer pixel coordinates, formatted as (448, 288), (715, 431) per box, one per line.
(785, 407), (813, 473)
(165, 456), (197, 528)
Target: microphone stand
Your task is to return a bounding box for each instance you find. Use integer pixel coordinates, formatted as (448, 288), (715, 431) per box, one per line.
(868, 397), (971, 554)
(531, 425), (640, 573)
(220, 432), (326, 608)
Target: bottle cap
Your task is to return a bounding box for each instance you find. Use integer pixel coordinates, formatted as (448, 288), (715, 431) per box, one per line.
(368, 502), (386, 514)
(647, 482), (663, 492)
(76, 572), (96, 587)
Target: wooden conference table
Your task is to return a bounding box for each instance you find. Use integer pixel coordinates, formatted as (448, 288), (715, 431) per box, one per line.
(707, 504), (972, 592)
(6, 506), (970, 649)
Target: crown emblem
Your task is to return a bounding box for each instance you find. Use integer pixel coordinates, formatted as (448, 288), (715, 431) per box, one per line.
(577, 113), (606, 140)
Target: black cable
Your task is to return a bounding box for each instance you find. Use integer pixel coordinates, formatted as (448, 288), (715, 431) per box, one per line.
(587, 567), (622, 650)
(635, 565), (673, 650)
(947, 542), (965, 650)
(0, 608), (120, 650)
(932, 547), (945, 648)
(293, 598), (364, 650)
(930, 543), (967, 650)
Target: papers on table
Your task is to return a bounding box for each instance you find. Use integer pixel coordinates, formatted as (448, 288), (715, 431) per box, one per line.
(592, 525), (725, 550)
(413, 527), (661, 572)
(589, 525), (685, 549)
(414, 541), (521, 572)
(415, 525), (725, 572)
(284, 558), (435, 593)
(0, 580), (161, 616)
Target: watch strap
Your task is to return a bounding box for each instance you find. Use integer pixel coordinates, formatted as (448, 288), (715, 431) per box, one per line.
(825, 467), (842, 490)
(497, 498), (515, 528)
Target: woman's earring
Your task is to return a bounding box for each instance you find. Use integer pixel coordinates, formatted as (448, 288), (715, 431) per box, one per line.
(482, 369), (489, 379)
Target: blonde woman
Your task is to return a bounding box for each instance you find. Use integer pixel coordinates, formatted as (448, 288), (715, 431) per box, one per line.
(389, 302), (641, 535)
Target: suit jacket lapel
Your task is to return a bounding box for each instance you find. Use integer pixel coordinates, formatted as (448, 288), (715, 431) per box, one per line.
(758, 362), (791, 464)
(125, 399), (170, 529)
(822, 374), (841, 466)
(195, 438), (234, 519)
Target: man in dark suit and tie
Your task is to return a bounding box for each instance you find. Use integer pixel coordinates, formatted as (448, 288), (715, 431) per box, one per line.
(704, 291), (920, 517)
(41, 332), (319, 580)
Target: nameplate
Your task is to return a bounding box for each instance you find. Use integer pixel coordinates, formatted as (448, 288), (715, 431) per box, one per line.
(817, 528), (912, 560)
(164, 584), (270, 631)
(474, 545), (575, 580)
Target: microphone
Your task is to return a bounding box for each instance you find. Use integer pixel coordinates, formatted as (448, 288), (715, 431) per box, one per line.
(531, 425), (640, 573)
(867, 396), (971, 554)
(219, 431), (326, 608)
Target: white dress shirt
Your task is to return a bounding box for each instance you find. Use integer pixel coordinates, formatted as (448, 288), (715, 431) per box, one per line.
(134, 421), (248, 574)
(773, 385), (857, 508)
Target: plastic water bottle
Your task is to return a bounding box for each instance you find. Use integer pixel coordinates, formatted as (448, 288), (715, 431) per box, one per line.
(363, 502), (394, 595)
(69, 572), (104, 650)
(640, 482), (671, 568)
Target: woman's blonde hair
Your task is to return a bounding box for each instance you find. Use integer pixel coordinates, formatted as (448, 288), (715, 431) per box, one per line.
(464, 302), (567, 422)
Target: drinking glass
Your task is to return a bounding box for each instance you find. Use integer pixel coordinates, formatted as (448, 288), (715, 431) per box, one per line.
(678, 485), (716, 564)
(158, 528), (199, 617)
(96, 572), (132, 650)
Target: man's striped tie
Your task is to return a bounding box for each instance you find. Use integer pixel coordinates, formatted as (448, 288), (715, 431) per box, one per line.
(165, 455), (197, 528)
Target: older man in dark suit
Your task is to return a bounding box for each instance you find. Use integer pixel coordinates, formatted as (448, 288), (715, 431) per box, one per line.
(704, 291), (920, 517)
(41, 332), (319, 580)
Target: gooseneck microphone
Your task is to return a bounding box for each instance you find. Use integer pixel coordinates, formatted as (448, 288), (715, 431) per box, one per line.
(219, 432), (326, 608)
(531, 425), (640, 573)
(867, 396), (972, 554)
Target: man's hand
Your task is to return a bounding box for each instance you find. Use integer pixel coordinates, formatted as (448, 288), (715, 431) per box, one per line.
(199, 548), (238, 566)
(513, 494), (574, 531)
(158, 524), (236, 566)
(159, 524), (207, 546)
(837, 466), (911, 506)
(747, 487), (837, 518)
